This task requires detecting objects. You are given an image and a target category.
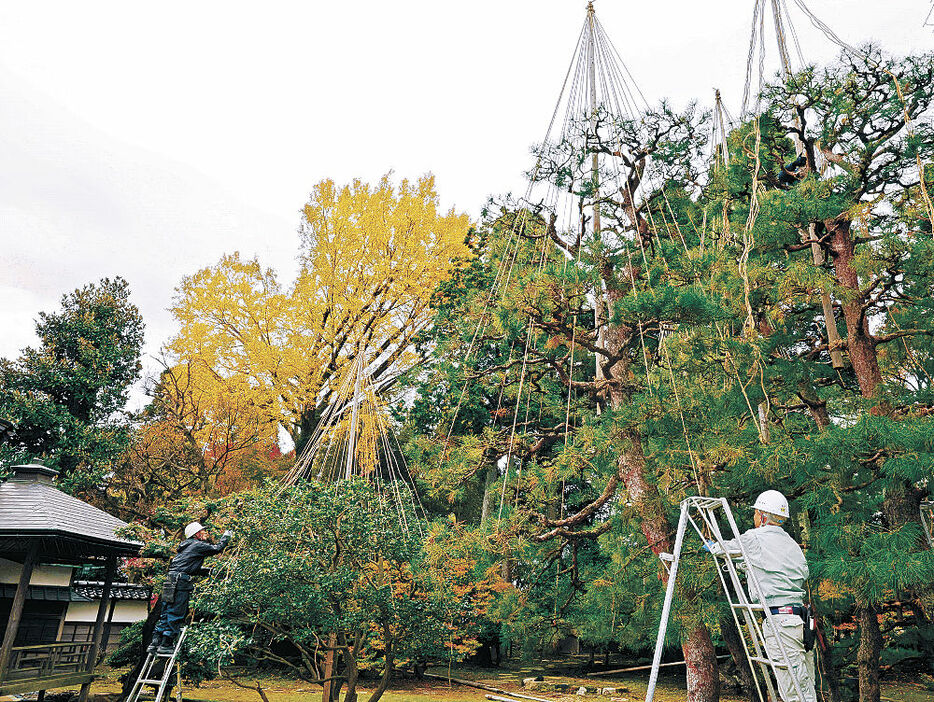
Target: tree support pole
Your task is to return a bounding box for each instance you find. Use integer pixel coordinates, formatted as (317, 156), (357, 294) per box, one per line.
(773, 13), (845, 371)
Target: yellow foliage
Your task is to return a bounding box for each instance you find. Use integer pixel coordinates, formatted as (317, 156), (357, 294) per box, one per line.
(818, 578), (855, 602)
(113, 359), (287, 511)
(169, 174), (471, 448)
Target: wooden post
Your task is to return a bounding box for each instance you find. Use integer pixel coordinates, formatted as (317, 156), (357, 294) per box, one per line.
(77, 556), (116, 702)
(98, 596), (118, 664)
(0, 543), (38, 682)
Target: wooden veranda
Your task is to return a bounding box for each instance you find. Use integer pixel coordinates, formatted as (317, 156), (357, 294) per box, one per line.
(0, 463), (141, 700)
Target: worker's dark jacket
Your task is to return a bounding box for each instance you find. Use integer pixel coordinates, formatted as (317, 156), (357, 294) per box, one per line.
(167, 534), (231, 588)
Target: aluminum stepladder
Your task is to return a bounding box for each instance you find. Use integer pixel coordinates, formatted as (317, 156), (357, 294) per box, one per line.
(645, 496), (809, 702)
(127, 626), (188, 702)
(922, 500), (934, 548)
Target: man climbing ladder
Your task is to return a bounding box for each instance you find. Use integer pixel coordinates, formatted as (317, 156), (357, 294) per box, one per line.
(148, 522), (233, 654)
(645, 493), (816, 702)
(707, 491), (817, 702)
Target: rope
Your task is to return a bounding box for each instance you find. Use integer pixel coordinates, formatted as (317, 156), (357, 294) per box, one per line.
(661, 338), (702, 489)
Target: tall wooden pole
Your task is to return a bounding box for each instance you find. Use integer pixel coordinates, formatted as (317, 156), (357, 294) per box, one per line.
(77, 556), (116, 702)
(771, 1), (845, 369)
(0, 543), (38, 682)
(587, 2), (606, 410)
(345, 351), (364, 480)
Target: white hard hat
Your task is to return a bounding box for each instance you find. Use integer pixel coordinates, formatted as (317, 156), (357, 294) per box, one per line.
(753, 490), (790, 520)
(184, 522), (206, 539)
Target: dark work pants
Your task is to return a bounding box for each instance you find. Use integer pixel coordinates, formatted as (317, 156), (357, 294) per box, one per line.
(153, 585), (192, 641)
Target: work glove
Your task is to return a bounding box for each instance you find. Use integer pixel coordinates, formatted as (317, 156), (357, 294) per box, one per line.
(701, 540), (715, 553)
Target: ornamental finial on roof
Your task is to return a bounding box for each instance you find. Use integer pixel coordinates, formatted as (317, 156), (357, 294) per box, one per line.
(11, 463), (59, 484)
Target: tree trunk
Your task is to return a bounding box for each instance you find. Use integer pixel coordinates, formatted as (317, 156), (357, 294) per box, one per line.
(613, 437), (720, 702)
(883, 483), (934, 621)
(344, 647), (359, 702)
(797, 381), (830, 431)
(719, 614), (757, 702)
(480, 461), (499, 526)
(120, 599), (163, 700)
(814, 618), (846, 702)
(857, 604), (882, 702)
(827, 215), (934, 631)
(683, 623), (720, 702)
(605, 304), (720, 702)
(826, 218), (882, 400)
(366, 631), (393, 702)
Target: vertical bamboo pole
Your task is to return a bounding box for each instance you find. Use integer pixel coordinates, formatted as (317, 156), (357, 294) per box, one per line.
(587, 3), (606, 411)
(771, 3), (845, 369)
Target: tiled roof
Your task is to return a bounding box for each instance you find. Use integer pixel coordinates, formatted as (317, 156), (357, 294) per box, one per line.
(0, 464), (141, 559)
(73, 581), (152, 601)
(0, 584), (92, 602)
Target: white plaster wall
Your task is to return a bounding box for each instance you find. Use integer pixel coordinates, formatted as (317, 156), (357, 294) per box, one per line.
(65, 600), (149, 624)
(0, 557), (73, 586)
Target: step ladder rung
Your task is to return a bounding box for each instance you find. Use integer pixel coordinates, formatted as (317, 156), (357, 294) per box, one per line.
(128, 626), (188, 702)
(749, 655), (788, 667)
(730, 602), (764, 610)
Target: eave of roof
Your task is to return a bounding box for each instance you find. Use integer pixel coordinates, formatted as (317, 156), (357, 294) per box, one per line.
(0, 478), (141, 560)
(0, 584), (92, 602)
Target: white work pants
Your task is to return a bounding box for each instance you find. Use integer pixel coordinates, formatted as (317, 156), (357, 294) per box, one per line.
(762, 613), (817, 702)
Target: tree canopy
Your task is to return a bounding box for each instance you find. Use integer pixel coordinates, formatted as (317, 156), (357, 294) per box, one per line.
(398, 45), (934, 702)
(0, 277), (144, 493)
(193, 479), (493, 702)
(169, 175), (471, 456)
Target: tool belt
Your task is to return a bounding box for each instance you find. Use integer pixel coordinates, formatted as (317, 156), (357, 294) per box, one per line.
(161, 571), (192, 604)
(769, 604), (815, 652)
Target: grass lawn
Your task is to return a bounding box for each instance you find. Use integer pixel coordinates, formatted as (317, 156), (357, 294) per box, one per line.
(44, 663), (934, 702)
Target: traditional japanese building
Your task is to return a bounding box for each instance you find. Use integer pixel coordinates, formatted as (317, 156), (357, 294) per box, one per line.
(0, 463), (142, 701)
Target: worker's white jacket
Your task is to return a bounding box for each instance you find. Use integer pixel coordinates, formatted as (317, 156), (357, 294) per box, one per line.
(712, 524), (809, 607)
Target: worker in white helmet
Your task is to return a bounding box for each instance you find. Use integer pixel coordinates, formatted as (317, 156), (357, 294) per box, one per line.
(707, 490), (816, 702)
(147, 522), (233, 655)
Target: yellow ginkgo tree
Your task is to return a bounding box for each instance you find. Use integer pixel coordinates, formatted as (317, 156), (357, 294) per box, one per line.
(169, 174), (471, 454)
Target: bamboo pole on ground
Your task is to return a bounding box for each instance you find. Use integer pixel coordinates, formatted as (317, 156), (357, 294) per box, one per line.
(422, 672), (552, 702)
(588, 655), (730, 676)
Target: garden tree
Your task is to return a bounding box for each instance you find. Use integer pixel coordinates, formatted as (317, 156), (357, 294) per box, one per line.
(194, 480), (494, 702)
(405, 102), (728, 702)
(698, 45), (934, 702)
(170, 175), (471, 455)
(0, 277), (144, 493)
(107, 358), (287, 521)
(404, 46), (934, 702)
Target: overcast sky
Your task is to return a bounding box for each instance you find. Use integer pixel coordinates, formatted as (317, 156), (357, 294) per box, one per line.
(1, 1), (931, 410)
